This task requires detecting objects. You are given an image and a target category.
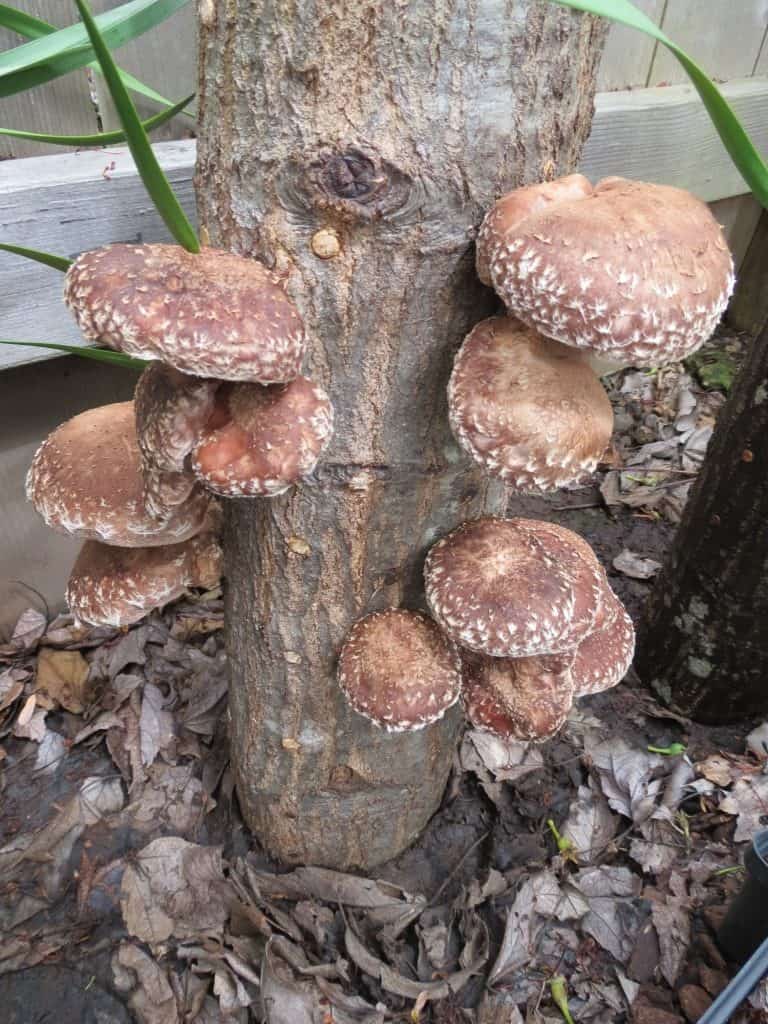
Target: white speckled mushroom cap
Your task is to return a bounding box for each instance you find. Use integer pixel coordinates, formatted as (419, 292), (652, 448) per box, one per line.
(571, 585), (635, 696)
(67, 532), (222, 628)
(26, 402), (211, 546)
(64, 244), (307, 382)
(448, 316), (613, 492)
(461, 649), (575, 742)
(484, 177), (734, 366)
(424, 517), (605, 657)
(337, 609), (462, 732)
(191, 375), (334, 497)
(476, 174), (593, 287)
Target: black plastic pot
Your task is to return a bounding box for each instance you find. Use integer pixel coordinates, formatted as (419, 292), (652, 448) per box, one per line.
(718, 829), (768, 965)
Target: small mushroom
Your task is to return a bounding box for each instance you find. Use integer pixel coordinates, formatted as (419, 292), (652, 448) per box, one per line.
(191, 376), (334, 497)
(67, 533), (222, 627)
(64, 244), (307, 382)
(481, 177), (734, 366)
(461, 650), (575, 742)
(337, 609), (462, 731)
(26, 402), (211, 546)
(448, 316), (613, 491)
(571, 585), (636, 696)
(424, 517), (605, 658)
(475, 173), (593, 286)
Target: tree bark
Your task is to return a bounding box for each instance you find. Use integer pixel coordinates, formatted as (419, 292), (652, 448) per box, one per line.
(196, 0), (606, 868)
(636, 321), (768, 723)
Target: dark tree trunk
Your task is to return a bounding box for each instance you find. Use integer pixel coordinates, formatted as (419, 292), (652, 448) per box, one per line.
(637, 320), (768, 723)
(196, 0), (606, 869)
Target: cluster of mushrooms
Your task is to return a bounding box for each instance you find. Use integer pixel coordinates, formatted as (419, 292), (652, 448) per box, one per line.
(25, 173), (735, 745)
(339, 174), (735, 742)
(26, 244), (333, 626)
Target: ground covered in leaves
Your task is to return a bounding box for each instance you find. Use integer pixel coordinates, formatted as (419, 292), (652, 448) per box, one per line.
(1, 333), (764, 1024)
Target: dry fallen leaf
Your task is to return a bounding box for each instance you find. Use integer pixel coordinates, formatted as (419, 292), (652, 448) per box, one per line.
(36, 647), (90, 713)
(612, 549), (662, 580)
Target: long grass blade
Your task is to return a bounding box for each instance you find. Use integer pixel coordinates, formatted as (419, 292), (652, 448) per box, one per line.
(0, 0), (191, 100)
(0, 92), (193, 147)
(73, 0), (199, 252)
(1, 340), (145, 367)
(0, 243), (72, 271)
(549, 0), (768, 209)
(0, 3), (194, 115)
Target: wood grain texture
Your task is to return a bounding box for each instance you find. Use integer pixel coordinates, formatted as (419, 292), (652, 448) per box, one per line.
(580, 77), (768, 202)
(0, 2), (97, 159)
(0, 140), (197, 370)
(710, 193), (763, 270)
(596, 0), (664, 92)
(197, 0), (607, 868)
(649, 0), (768, 87)
(729, 209), (768, 335)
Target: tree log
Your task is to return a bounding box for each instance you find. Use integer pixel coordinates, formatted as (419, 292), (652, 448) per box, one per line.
(637, 319), (768, 723)
(196, 0), (606, 868)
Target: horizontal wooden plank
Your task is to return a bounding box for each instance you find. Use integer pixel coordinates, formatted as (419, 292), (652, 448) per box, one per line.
(2, 74), (767, 371)
(0, 140), (197, 370)
(580, 77), (768, 201)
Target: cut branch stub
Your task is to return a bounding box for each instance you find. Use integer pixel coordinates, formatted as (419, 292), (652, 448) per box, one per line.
(64, 244), (307, 382)
(448, 315), (613, 491)
(337, 609), (462, 732)
(26, 401), (212, 547)
(302, 144), (414, 221)
(67, 533), (222, 627)
(479, 176), (734, 366)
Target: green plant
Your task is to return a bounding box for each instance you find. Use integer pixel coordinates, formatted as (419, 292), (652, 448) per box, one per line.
(0, 0), (197, 365)
(549, 0), (768, 209)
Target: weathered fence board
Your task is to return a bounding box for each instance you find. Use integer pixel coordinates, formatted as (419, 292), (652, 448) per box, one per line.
(596, 0), (664, 92)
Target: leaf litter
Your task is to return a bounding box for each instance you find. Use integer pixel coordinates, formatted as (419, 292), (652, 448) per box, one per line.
(0, 331), (761, 1023)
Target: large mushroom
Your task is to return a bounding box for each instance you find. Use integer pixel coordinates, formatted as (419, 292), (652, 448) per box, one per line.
(424, 516), (606, 658)
(448, 316), (613, 491)
(477, 176), (734, 366)
(67, 533), (222, 628)
(26, 401), (212, 546)
(64, 244), (307, 382)
(337, 609), (462, 732)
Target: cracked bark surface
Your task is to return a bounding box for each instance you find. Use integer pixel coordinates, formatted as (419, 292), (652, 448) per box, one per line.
(196, 0), (606, 868)
(638, 321), (768, 723)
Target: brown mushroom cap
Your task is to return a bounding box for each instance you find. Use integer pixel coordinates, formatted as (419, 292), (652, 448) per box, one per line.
(191, 376), (334, 497)
(476, 174), (593, 286)
(64, 244), (307, 382)
(484, 177), (734, 365)
(424, 517), (605, 657)
(571, 585), (635, 696)
(462, 650), (575, 742)
(67, 533), (222, 627)
(448, 316), (613, 491)
(26, 402), (211, 546)
(337, 609), (462, 732)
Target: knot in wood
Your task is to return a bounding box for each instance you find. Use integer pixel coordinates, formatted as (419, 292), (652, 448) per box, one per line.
(305, 145), (412, 222)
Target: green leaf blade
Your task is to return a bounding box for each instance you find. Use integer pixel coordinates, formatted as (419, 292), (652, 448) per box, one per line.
(549, 0), (768, 209)
(73, 0), (199, 253)
(0, 243), (72, 272)
(1, 339), (145, 368)
(0, 92), (194, 147)
(0, 0), (191, 100)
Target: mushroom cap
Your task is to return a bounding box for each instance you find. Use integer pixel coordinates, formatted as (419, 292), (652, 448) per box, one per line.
(64, 244), (307, 383)
(134, 361), (220, 474)
(462, 649), (575, 741)
(424, 517), (605, 657)
(476, 174), (593, 286)
(26, 402), (211, 546)
(448, 316), (613, 491)
(337, 609), (462, 732)
(485, 177), (734, 365)
(191, 376), (334, 497)
(571, 585), (635, 696)
(67, 533), (222, 627)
